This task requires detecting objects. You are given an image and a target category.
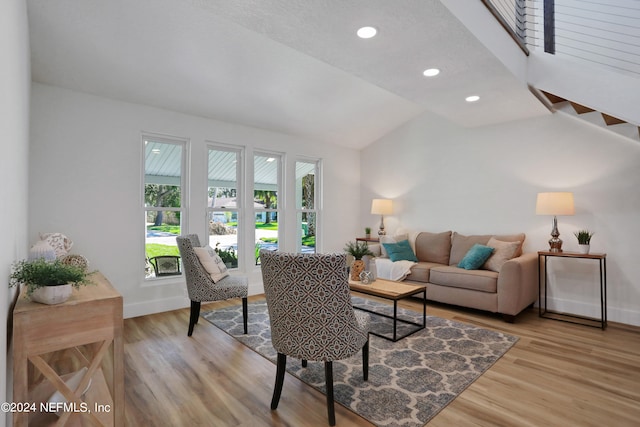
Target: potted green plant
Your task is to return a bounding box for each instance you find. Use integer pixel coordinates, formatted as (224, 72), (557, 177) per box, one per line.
(574, 230), (594, 254)
(344, 241), (374, 281)
(365, 227), (372, 238)
(214, 242), (238, 268)
(9, 258), (94, 304)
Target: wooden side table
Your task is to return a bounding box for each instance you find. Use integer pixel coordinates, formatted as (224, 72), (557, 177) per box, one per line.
(13, 272), (124, 426)
(355, 237), (379, 243)
(538, 251), (607, 329)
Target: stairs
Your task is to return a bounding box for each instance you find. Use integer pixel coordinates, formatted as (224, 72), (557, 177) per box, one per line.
(536, 89), (640, 143)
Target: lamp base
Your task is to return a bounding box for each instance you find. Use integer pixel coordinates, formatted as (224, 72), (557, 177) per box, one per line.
(548, 215), (563, 252)
(378, 215), (386, 236)
(549, 237), (563, 252)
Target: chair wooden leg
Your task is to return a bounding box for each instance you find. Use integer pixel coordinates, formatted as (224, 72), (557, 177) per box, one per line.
(188, 301), (201, 337)
(302, 359), (307, 367)
(242, 297), (248, 334)
(324, 361), (335, 426)
(362, 337), (369, 381)
(271, 353), (287, 410)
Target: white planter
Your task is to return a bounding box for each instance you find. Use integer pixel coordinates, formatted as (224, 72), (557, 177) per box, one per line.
(30, 284), (72, 305)
(578, 244), (590, 254)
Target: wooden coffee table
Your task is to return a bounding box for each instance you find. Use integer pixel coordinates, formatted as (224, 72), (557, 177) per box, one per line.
(349, 278), (426, 342)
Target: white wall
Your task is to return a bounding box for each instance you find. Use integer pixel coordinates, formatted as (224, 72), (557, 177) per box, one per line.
(0, 0), (30, 424)
(29, 83), (361, 318)
(361, 110), (640, 326)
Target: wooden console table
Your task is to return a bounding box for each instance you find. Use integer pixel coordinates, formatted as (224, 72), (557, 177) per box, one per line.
(13, 272), (124, 426)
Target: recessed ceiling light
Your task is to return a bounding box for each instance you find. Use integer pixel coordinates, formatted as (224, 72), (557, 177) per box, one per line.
(357, 26), (377, 39)
(465, 95), (480, 103)
(266, 157), (275, 162)
(423, 68), (440, 77)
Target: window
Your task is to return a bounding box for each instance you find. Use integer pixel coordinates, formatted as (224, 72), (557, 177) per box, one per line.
(254, 153), (281, 264)
(143, 135), (187, 279)
(207, 146), (242, 269)
(296, 159), (319, 253)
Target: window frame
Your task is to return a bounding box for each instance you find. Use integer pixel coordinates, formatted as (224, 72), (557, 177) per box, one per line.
(253, 151), (283, 261)
(206, 143), (244, 270)
(295, 158), (321, 253)
(142, 133), (189, 282)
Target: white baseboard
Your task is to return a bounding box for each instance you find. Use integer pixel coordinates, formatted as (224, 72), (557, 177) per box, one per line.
(123, 283), (265, 319)
(124, 295), (189, 319)
(539, 296), (640, 327)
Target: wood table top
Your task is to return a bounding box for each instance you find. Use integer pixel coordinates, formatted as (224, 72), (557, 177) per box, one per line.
(349, 278), (426, 300)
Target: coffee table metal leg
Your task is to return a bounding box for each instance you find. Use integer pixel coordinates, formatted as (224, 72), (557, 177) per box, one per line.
(422, 290), (426, 327)
(393, 301), (398, 341)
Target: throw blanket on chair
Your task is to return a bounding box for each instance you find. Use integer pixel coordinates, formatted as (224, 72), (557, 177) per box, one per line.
(374, 258), (416, 281)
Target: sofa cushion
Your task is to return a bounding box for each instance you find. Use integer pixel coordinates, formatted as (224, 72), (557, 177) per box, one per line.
(382, 239), (418, 262)
(457, 244), (494, 270)
(379, 233), (409, 258)
(429, 266), (498, 293)
(483, 237), (521, 272)
(405, 261), (442, 283)
(414, 231), (452, 264)
(449, 233), (492, 266)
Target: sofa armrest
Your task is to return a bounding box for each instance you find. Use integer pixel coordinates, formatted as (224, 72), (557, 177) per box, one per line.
(497, 252), (538, 316)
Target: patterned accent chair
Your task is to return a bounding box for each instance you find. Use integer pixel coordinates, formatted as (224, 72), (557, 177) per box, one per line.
(177, 234), (248, 337)
(260, 250), (370, 426)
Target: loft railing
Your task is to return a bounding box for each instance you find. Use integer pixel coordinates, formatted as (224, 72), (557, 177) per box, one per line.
(481, 0), (530, 54)
(483, 0), (640, 77)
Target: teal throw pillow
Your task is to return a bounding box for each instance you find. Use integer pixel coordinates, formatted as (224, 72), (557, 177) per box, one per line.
(457, 244), (494, 270)
(382, 239), (418, 262)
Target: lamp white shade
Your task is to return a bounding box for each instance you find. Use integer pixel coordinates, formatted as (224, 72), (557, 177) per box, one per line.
(535, 192), (575, 216)
(371, 199), (393, 215)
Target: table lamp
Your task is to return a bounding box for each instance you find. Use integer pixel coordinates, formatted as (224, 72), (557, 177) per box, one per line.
(536, 192), (575, 252)
(371, 199), (393, 236)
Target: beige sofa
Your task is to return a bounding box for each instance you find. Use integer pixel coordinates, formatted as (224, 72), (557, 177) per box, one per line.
(368, 231), (538, 322)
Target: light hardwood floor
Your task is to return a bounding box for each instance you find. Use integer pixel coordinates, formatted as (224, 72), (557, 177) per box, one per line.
(123, 295), (640, 426)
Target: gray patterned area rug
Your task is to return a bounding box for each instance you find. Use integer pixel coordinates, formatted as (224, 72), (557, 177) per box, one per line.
(202, 297), (518, 427)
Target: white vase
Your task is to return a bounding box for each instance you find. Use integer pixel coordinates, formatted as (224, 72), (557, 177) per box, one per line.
(28, 240), (56, 262)
(578, 244), (590, 254)
(30, 284), (72, 304)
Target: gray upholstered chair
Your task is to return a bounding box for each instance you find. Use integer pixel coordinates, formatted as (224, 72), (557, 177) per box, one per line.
(177, 234), (248, 337)
(259, 250), (370, 426)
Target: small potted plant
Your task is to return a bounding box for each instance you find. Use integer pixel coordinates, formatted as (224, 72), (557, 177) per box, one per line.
(574, 230), (594, 254)
(365, 227), (372, 239)
(10, 258), (94, 304)
(344, 241), (374, 281)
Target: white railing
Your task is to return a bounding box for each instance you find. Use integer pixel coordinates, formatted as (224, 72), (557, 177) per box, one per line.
(485, 0), (640, 77)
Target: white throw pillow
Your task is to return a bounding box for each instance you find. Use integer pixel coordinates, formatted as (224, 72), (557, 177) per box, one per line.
(483, 237), (521, 272)
(193, 246), (229, 283)
(40, 232), (73, 258)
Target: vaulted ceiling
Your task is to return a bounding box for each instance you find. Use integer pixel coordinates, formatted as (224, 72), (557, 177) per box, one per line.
(27, 0), (548, 149)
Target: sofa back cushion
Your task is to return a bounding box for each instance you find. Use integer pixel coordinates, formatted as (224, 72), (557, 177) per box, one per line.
(414, 231), (452, 265)
(449, 232), (525, 266)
